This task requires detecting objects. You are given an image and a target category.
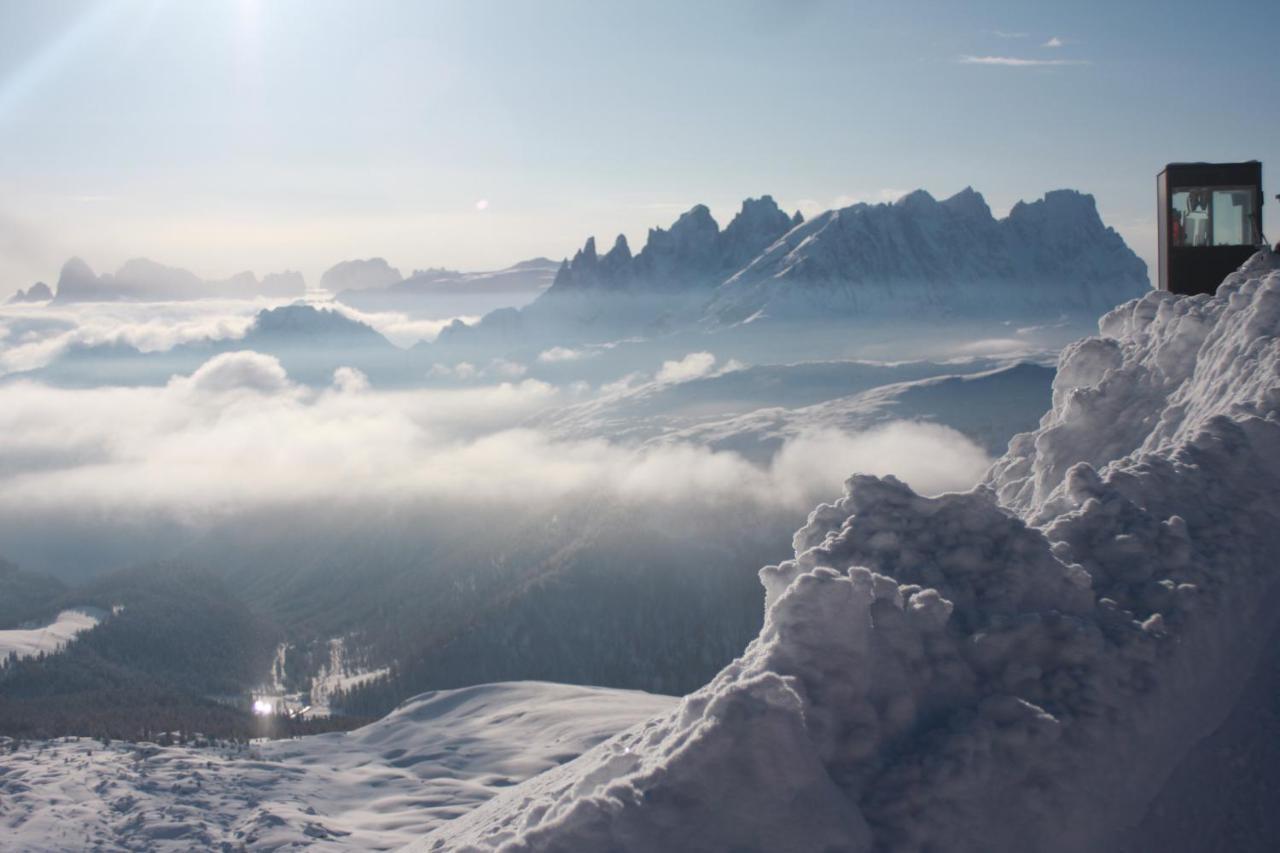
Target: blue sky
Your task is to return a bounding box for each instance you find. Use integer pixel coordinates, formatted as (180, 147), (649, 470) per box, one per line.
(0, 0), (1276, 288)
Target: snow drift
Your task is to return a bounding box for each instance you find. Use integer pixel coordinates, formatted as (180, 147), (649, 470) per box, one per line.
(420, 250), (1280, 852)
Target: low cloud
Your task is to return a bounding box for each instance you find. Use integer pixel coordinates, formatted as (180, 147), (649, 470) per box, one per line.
(0, 298), (267, 375)
(1043, 36), (1065, 48)
(538, 346), (593, 363)
(0, 353), (991, 530)
(180, 350), (294, 395)
(326, 303), (480, 347)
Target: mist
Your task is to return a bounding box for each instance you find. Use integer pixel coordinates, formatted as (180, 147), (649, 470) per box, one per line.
(0, 348), (992, 577)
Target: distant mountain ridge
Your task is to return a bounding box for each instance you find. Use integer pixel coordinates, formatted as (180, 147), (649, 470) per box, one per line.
(335, 258), (559, 315)
(547, 196), (800, 298)
(7, 282), (52, 304)
(51, 257), (306, 302)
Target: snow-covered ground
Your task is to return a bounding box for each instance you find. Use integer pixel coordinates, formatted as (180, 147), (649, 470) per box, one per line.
(0, 608), (102, 663)
(0, 682), (674, 850)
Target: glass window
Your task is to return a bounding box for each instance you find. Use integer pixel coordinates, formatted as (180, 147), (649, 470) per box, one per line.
(1211, 189), (1257, 246)
(1170, 186), (1259, 248)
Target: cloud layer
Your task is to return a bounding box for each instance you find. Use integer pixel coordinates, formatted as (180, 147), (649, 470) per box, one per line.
(0, 352), (991, 523)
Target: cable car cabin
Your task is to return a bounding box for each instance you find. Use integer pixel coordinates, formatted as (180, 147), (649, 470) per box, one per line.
(1158, 161), (1263, 296)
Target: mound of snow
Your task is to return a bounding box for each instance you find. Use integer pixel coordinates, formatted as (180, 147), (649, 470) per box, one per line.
(420, 251), (1280, 852)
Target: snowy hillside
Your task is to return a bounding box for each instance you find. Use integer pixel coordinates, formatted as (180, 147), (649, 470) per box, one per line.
(420, 250), (1280, 852)
(0, 608), (102, 663)
(0, 683), (674, 850)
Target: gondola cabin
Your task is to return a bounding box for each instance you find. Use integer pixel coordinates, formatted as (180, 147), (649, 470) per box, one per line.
(1158, 161), (1263, 295)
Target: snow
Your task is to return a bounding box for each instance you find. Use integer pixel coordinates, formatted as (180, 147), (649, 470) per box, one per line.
(418, 251), (1280, 851)
(0, 608), (101, 662)
(0, 683), (674, 851)
(9, 251), (1280, 851)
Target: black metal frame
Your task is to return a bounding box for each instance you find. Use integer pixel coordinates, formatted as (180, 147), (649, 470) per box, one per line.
(1157, 161), (1263, 296)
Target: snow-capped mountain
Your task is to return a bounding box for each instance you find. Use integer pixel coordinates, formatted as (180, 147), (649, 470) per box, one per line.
(546, 195), (799, 298)
(707, 188), (1150, 323)
(51, 257), (306, 302)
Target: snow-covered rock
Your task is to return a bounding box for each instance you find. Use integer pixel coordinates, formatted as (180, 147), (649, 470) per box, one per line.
(420, 251), (1280, 852)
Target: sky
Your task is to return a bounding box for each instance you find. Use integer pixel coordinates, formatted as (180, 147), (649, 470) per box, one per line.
(0, 0), (1276, 291)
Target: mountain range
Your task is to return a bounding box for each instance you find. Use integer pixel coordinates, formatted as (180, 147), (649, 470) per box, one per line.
(439, 188), (1149, 348)
(48, 257), (307, 302)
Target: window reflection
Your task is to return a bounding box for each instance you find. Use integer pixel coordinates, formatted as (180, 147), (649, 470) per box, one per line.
(1170, 187), (1259, 247)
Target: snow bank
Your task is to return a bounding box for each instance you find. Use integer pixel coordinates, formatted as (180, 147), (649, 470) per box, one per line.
(421, 251), (1280, 852)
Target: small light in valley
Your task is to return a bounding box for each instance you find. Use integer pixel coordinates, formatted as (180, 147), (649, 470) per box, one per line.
(252, 699), (274, 716)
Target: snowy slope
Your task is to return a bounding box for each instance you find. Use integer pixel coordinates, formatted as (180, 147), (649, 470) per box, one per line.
(0, 608), (101, 662)
(419, 250), (1280, 852)
(0, 683), (674, 851)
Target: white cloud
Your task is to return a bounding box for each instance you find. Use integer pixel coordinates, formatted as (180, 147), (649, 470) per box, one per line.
(429, 360), (479, 380)
(487, 358), (527, 379)
(1042, 36), (1064, 48)
(656, 352), (717, 384)
(993, 30), (1029, 38)
(538, 346), (592, 363)
(332, 366), (370, 393)
(958, 55), (1089, 67)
